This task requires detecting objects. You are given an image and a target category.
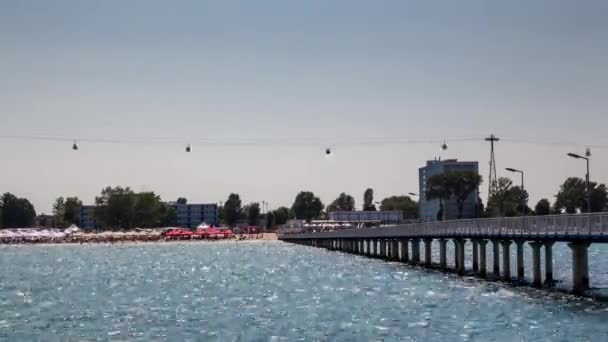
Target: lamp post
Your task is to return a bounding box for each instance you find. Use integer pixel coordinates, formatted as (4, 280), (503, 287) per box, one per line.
(506, 168), (526, 216)
(567, 153), (591, 213)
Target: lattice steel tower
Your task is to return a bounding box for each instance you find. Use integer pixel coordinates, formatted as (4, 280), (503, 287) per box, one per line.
(485, 134), (499, 200)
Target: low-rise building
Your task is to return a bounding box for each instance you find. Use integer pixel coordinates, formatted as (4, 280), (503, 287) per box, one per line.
(79, 205), (99, 230)
(168, 202), (218, 228)
(328, 211), (403, 225)
(34, 214), (55, 228)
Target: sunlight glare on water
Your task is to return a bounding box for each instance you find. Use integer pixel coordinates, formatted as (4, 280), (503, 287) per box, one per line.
(0, 241), (607, 341)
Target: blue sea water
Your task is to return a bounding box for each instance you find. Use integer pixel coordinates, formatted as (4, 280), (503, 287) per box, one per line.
(1, 241), (607, 341)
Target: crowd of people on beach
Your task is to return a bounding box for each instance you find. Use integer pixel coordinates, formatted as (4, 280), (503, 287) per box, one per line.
(0, 230), (275, 245)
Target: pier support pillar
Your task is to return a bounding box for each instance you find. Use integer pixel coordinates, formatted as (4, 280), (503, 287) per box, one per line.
(380, 239), (388, 259)
(454, 239), (460, 270)
(472, 240), (479, 273)
(479, 240), (488, 277)
(457, 239), (466, 275)
(385, 239), (391, 259)
(439, 239), (447, 269)
(411, 239), (421, 264)
(569, 241), (591, 294)
(364, 240), (369, 256)
(516, 240), (525, 282)
(400, 239), (409, 262)
(530, 242), (543, 287)
(501, 240), (512, 282)
(384, 239), (390, 259)
(424, 239), (433, 267)
(391, 240), (399, 260)
(383, 239), (389, 258)
(544, 241), (555, 286)
(492, 240), (500, 277)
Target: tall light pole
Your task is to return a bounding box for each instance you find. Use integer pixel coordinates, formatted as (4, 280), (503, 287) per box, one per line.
(506, 168), (526, 216)
(568, 152), (591, 213)
(485, 134), (500, 200)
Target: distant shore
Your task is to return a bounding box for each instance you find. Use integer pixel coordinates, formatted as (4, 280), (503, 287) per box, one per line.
(0, 232), (277, 245)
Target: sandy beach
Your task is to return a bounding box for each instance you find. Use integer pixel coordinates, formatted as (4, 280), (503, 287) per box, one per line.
(0, 232), (277, 246)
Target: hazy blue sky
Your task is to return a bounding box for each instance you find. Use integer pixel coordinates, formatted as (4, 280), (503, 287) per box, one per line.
(1, 0), (607, 213)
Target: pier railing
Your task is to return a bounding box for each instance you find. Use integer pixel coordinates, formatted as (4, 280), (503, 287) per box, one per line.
(279, 213), (608, 241)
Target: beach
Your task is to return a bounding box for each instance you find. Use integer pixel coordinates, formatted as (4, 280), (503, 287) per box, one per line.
(0, 231), (277, 245)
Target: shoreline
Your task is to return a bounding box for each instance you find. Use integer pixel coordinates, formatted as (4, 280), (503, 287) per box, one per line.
(0, 238), (282, 248)
(0, 233), (277, 246)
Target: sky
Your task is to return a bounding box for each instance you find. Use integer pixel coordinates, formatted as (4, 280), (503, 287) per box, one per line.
(1, 0), (607, 214)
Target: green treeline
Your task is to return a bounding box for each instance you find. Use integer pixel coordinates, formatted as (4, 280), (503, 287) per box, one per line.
(1, 175), (607, 229)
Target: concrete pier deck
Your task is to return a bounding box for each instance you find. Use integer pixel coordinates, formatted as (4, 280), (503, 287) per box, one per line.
(280, 213), (608, 294)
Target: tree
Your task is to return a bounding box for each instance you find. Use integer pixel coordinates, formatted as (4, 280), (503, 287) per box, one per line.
(159, 204), (177, 226)
(589, 184), (608, 212)
(94, 186), (137, 230)
(535, 199), (551, 216)
(53, 197), (66, 227)
(223, 193), (242, 228)
(326, 193), (355, 212)
(177, 197), (188, 204)
(380, 195), (418, 219)
(1, 193), (36, 228)
(477, 197), (485, 218)
(217, 205), (225, 225)
(265, 211), (275, 230)
(271, 207), (287, 225)
(363, 188), (376, 211)
(272, 207), (290, 226)
(485, 177), (528, 217)
(425, 174), (451, 221)
(291, 191), (324, 221)
(62, 197), (82, 227)
(247, 202), (261, 226)
(444, 171), (483, 219)
(133, 192), (164, 227)
(554, 177), (607, 213)
(510, 186), (531, 215)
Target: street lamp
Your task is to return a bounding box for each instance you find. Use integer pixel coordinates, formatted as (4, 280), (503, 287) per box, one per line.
(505, 168), (526, 216)
(567, 152), (591, 213)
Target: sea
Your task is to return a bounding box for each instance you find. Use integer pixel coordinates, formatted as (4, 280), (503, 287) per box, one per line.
(1, 240), (608, 341)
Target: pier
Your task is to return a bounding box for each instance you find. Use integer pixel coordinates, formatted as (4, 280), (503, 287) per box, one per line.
(279, 213), (608, 294)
